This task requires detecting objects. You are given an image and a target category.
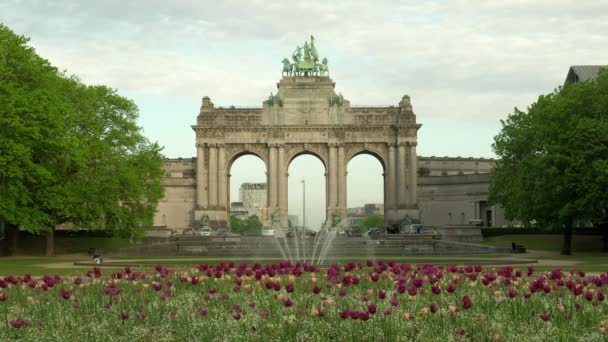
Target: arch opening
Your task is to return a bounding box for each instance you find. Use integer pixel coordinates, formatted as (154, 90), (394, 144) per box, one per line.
(287, 153), (327, 232)
(347, 153), (385, 233)
(228, 153), (267, 235)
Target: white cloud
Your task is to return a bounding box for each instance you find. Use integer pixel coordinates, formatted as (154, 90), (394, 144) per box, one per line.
(2, 0), (607, 143)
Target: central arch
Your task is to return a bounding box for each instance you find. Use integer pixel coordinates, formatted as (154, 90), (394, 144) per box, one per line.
(347, 151), (386, 231)
(287, 150), (328, 231)
(192, 75), (421, 231)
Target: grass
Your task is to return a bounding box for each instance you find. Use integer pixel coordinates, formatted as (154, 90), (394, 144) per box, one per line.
(1, 234), (605, 276)
(2, 252), (606, 277)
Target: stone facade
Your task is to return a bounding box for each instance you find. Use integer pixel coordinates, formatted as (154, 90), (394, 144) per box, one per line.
(153, 156), (504, 230)
(151, 76), (507, 231)
(418, 173), (508, 227)
(191, 76), (420, 231)
(418, 157), (494, 176)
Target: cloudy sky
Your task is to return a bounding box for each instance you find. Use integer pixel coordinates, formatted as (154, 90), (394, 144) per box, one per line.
(3, 0), (607, 228)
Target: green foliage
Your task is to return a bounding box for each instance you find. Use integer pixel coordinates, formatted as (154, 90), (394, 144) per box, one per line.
(481, 227), (603, 238)
(230, 215), (263, 236)
(0, 23), (164, 239)
(230, 215), (242, 233)
(490, 68), (608, 254)
(361, 215), (384, 231)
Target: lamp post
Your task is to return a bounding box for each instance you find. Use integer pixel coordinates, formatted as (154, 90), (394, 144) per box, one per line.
(301, 180), (306, 233)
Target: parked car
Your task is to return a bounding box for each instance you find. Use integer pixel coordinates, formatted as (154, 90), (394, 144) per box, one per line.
(262, 227), (276, 237)
(216, 228), (229, 237)
(366, 227), (383, 238)
(200, 228), (212, 236)
(410, 224), (423, 234)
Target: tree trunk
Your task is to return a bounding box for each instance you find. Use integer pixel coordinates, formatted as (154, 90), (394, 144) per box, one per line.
(602, 222), (608, 253)
(9, 225), (18, 255)
(561, 221), (573, 255)
(45, 227), (55, 257)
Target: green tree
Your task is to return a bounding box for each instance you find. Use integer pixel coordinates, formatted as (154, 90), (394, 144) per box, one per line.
(0, 23), (165, 256)
(229, 215), (262, 236)
(490, 69), (608, 254)
(361, 215), (384, 231)
(243, 215), (263, 236)
(230, 215), (242, 234)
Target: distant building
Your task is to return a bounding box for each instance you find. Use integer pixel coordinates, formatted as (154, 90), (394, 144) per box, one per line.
(565, 65), (606, 83)
(239, 183), (267, 209)
(288, 215), (299, 227)
(230, 202), (248, 219)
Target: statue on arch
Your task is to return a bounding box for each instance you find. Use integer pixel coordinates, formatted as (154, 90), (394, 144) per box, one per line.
(292, 46), (302, 63)
(268, 92), (275, 107)
(332, 211), (342, 227)
(310, 35), (319, 63)
(281, 58), (293, 76)
(303, 41), (311, 62)
(319, 58), (329, 76)
(201, 214), (210, 227)
(271, 209), (281, 228)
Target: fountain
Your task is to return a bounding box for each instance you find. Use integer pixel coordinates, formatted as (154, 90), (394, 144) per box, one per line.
(271, 211), (349, 265)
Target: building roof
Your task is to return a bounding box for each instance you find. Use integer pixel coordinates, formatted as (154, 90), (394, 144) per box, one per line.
(566, 65), (606, 83)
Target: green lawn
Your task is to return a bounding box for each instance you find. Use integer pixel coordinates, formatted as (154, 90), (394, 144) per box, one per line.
(3, 253), (606, 277)
(482, 234), (604, 253)
(13, 236), (133, 255)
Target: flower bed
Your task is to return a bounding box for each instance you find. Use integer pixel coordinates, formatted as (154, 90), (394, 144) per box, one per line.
(0, 261), (606, 340)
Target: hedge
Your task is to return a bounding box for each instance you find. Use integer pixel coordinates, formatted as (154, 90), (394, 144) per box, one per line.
(481, 227), (604, 237)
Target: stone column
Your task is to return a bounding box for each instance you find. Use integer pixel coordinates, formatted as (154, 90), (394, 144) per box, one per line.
(337, 145), (346, 215)
(387, 144), (397, 209)
(328, 144), (338, 210)
(397, 143), (407, 207)
(196, 144), (208, 209)
(278, 145), (288, 227)
(208, 144), (218, 208)
(268, 144), (278, 209)
(217, 144), (227, 210)
(408, 142), (417, 207)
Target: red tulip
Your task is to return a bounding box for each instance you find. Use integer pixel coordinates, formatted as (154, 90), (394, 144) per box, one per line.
(462, 295), (472, 309)
(9, 319), (29, 328)
(540, 313), (550, 321)
(120, 311), (129, 320)
(368, 303), (377, 315)
(60, 289), (71, 300)
(429, 303), (438, 313)
(0, 293), (7, 302)
(379, 290), (387, 300)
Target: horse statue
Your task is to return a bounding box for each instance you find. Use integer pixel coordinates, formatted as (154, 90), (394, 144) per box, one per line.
(281, 58), (293, 76)
(319, 58), (329, 76)
(292, 62), (301, 76)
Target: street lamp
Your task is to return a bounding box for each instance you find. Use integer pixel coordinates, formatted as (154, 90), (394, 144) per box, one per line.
(301, 180), (306, 233)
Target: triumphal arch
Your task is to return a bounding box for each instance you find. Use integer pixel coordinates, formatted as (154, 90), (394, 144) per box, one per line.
(193, 36), (420, 231)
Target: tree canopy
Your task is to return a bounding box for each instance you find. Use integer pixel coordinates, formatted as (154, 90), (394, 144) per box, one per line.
(230, 215), (263, 236)
(0, 23), (165, 254)
(361, 215), (384, 231)
(489, 69), (608, 254)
